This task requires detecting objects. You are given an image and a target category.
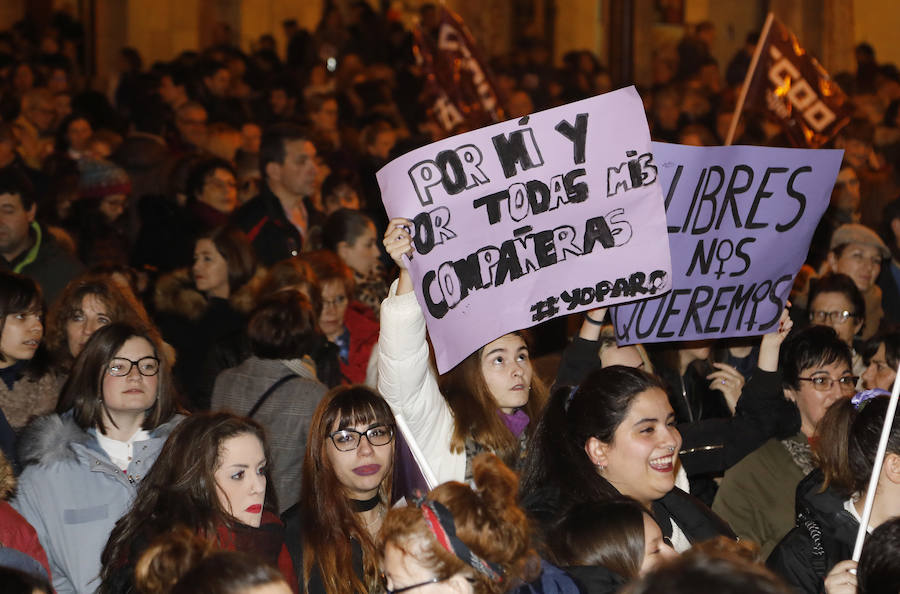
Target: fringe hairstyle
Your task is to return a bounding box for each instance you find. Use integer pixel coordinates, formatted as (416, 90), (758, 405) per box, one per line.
(299, 386), (395, 594)
(438, 331), (548, 464)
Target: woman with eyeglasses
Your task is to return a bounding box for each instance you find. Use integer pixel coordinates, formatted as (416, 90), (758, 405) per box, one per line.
(806, 273), (867, 377)
(860, 330), (900, 391)
(302, 251), (379, 385)
(12, 322), (183, 593)
(98, 412), (297, 593)
(282, 385), (396, 594)
(768, 393), (900, 594)
(712, 326), (856, 559)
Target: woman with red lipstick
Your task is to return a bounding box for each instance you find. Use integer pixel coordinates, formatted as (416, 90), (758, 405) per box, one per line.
(283, 385), (396, 594)
(520, 366), (734, 553)
(98, 412), (296, 593)
(0, 271), (64, 431)
(379, 220), (548, 484)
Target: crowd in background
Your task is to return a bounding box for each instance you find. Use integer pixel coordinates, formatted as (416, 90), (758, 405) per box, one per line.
(0, 3), (899, 594)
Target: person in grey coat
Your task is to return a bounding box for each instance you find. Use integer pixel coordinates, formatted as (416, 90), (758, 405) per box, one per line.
(12, 322), (183, 594)
(212, 291), (328, 514)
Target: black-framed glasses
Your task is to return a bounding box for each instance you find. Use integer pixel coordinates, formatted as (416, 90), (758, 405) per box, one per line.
(107, 357), (160, 377)
(797, 375), (858, 394)
(809, 310), (858, 325)
(328, 424), (394, 451)
(383, 576), (448, 594)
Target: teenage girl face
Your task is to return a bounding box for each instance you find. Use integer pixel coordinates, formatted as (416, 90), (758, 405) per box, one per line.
(0, 304), (42, 367)
(480, 333), (533, 414)
(587, 388), (682, 506)
(338, 222), (380, 277)
(639, 512), (678, 574)
(325, 416), (394, 500)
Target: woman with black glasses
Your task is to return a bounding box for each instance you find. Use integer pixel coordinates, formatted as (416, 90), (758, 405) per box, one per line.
(13, 322), (183, 593)
(283, 385), (396, 594)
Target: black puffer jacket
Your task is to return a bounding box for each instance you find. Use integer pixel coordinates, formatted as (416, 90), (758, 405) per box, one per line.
(766, 469), (857, 594)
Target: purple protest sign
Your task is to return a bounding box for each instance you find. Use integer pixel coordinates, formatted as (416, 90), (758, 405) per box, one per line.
(377, 87), (672, 373)
(610, 142), (843, 345)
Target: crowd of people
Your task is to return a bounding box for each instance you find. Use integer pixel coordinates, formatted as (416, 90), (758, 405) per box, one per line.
(1, 3), (900, 594)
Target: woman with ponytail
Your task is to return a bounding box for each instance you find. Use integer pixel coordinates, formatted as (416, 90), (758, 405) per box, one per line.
(519, 366), (734, 553)
(380, 453), (576, 594)
(767, 394), (900, 594)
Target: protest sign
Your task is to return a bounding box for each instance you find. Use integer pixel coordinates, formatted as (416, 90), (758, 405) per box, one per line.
(377, 86), (672, 373)
(611, 142), (843, 345)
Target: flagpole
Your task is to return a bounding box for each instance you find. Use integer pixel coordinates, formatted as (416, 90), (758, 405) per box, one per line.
(725, 12), (775, 146)
(852, 365), (900, 561)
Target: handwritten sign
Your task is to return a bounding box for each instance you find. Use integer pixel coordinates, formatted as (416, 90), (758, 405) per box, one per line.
(377, 87), (672, 373)
(611, 142), (843, 344)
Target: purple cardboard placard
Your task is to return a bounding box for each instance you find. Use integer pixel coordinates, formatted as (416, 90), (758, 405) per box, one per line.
(610, 142), (843, 345)
(377, 87), (672, 373)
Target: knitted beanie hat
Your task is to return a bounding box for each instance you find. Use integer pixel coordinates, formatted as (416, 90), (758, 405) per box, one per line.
(78, 157), (132, 198)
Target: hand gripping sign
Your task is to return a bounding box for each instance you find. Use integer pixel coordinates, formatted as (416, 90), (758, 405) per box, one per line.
(377, 86), (672, 373)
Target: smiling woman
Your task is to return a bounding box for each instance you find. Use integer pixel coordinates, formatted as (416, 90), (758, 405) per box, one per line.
(12, 322), (183, 593)
(98, 412), (297, 593)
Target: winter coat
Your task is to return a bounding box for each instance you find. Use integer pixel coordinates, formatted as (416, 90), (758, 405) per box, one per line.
(340, 301), (379, 384)
(562, 564), (627, 594)
(231, 183), (303, 266)
(153, 268), (253, 410)
(0, 369), (65, 430)
(377, 281), (465, 484)
(103, 510), (297, 594)
(1, 222), (85, 306)
(766, 469), (857, 594)
(212, 357), (327, 513)
(0, 451), (52, 583)
(12, 413), (182, 594)
(712, 433), (813, 558)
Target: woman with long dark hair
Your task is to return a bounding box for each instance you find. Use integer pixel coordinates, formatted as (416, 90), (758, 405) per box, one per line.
(378, 220), (548, 484)
(13, 322), (182, 593)
(282, 385), (396, 594)
(99, 412), (296, 593)
(519, 366), (734, 552)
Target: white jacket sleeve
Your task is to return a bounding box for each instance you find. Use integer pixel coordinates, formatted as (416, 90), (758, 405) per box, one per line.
(377, 279), (465, 484)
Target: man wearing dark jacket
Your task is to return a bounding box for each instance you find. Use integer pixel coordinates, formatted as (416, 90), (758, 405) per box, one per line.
(232, 123), (317, 265)
(0, 169), (83, 304)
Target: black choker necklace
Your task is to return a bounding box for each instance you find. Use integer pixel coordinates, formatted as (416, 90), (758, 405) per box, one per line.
(352, 494), (381, 512)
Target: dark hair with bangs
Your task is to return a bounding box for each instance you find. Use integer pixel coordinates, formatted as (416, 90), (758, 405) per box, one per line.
(808, 273), (865, 328)
(58, 322), (179, 434)
(0, 271), (42, 364)
(299, 385), (396, 594)
(779, 325), (853, 390)
(99, 413), (271, 593)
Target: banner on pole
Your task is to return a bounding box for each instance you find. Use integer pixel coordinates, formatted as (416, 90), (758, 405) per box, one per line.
(378, 87), (672, 373)
(610, 142), (843, 344)
(742, 16), (852, 148)
(413, 6), (505, 132)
